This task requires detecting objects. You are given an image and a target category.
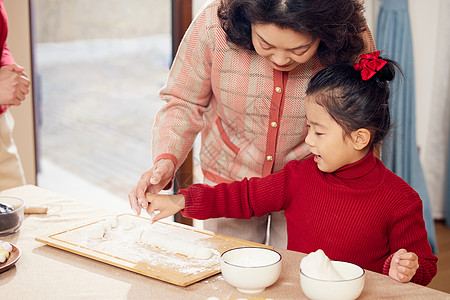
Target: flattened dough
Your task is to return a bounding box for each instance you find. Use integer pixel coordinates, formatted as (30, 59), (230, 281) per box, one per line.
(140, 230), (213, 260)
(87, 224), (105, 239)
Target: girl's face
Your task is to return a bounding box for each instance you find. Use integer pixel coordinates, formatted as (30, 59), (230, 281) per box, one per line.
(304, 97), (365, 173)
(251, 23), (320, 71)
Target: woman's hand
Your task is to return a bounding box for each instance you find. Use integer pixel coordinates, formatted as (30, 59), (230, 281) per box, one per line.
(145, 193), (185, 223)
(128, 159), (175, 215)
(389, 249), (419, 283)
(0, 64), (30, 106)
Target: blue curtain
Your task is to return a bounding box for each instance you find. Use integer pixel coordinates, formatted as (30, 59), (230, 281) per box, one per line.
(377, 0), (437, 253)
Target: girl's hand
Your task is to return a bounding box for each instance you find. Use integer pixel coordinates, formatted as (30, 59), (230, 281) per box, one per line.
(128, 159), (175, 215)
(389, 249), (419, 283)
(145, 193), (185, 223)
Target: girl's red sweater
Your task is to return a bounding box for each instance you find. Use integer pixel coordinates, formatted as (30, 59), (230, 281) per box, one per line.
(180, 151), (437, 285)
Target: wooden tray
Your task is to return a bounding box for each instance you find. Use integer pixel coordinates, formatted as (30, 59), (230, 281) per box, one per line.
(36, 214), (271, 286)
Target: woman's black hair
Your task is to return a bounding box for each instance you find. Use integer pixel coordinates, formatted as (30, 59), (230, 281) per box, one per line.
(305, 56), (401, 147)
(218, 0), (367, 66)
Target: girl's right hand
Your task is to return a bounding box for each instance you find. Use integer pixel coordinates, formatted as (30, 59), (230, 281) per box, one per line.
(145, 193), (185, 223)
(388, 249), (419, 283)
(128, 159), (175, 215)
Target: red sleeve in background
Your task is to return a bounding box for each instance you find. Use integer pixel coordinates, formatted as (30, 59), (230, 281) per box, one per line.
(0, 1), (15, 67)
(0, 42), (14, 66)
(0, 1), (15, 113)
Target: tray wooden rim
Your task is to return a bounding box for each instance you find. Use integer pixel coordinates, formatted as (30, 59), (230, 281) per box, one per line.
(35, 213), (272, 286)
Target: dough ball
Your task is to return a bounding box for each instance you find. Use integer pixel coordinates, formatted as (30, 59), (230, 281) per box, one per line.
(121, 221), (136, 230)
(194, 247), (213, 260)
(99, 220), (112, 231)
(106, 216), (118, 228)
(182, 244), (197, 257)
(87, 224), (105, 239)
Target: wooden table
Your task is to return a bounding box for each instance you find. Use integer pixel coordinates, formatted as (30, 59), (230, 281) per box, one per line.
(1, 185), (449, 299)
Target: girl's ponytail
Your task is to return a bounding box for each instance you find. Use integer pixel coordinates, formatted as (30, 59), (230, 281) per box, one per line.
(306, 51), (402, 148)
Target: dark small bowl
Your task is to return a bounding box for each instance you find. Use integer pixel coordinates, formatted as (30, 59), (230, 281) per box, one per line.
(0, 196), (25, 236)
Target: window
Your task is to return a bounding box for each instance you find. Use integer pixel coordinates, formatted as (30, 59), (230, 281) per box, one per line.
(33, 1), (172, 209)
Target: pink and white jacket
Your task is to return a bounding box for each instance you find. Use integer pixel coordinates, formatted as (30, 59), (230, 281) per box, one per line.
(153, 0), (374, 184)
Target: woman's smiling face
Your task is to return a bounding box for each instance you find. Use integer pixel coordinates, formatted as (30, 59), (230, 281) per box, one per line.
(251, 23), (320, 71)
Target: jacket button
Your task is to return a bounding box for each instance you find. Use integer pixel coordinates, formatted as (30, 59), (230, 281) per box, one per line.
(266, 155), (273, 161)
(271, 121), (278, 128)
(275, 87), (282, 93)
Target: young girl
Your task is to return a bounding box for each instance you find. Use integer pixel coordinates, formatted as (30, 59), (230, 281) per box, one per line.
(143, 52), (437, 286)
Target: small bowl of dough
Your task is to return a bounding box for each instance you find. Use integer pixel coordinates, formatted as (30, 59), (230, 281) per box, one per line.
(300, 250), (365, 300)
(220, 247), (282, 294)
(0, 196), (25, 236)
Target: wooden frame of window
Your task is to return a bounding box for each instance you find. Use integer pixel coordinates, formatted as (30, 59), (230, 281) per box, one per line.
(172, 0), (193, 225)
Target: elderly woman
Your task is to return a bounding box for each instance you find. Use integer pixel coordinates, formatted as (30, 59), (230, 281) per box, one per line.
(129, 0), (375, 248)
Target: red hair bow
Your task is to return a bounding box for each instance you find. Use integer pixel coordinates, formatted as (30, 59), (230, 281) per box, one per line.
(353, 50), (387, 80)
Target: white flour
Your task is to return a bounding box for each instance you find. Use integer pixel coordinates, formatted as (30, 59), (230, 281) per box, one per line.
(77, 217), (220, 275)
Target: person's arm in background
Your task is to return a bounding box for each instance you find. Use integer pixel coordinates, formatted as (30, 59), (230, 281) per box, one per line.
(0, 63), (30, 108)
(0, 1), (30, 111)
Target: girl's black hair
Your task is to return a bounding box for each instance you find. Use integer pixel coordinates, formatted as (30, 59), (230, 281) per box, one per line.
(218, 0), (367, 66)
(305, 56), (400, 147)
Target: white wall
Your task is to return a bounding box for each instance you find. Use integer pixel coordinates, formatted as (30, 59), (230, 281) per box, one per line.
(365, 0), (446, 217)
(409, 1), (440, 151)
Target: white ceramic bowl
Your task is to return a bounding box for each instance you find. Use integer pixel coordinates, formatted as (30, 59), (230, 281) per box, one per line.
(220, 247), (282, 294)
(300, 261), (365, 300)
(0, 196), (25, 236)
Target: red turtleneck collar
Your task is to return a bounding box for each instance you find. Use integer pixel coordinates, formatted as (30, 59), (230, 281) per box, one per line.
(322, 148), (384, 189)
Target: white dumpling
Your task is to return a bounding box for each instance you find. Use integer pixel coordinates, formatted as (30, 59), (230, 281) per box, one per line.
(87, 224), (105, 239)
(99, 220), (112, 231)
(194, 246), (213, 260)
(121, 221), (136, 230)
(106, 216), (118, 228)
